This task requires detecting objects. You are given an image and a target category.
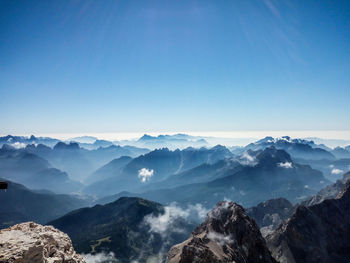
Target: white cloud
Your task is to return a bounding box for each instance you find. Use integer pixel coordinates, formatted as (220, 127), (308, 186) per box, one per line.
(238, 152), (257, 166)
(331, 168), (343, 175)
(138, 168), (154, 183)
(187, 203), (209, 220)
(207, 231), (233, 246)
(82, 252), (118, 263)
(11, 142), (26, 149)
(139, 203), (208, 263)
(143, 203), (208, 237)
(278, 162), (293, 169)
(144, 205), (189, 236)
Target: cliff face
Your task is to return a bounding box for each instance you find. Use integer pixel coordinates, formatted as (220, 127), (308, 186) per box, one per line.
(246, 198), (295, 237)
(0, 222), (85, 263)
(302, 171), (350, 206)
(166, 201), (276, 263)
(267, 180), (350, 263)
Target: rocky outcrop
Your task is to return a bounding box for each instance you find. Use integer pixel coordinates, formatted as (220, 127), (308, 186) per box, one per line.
(246, 198), (295, 237)
(0, 222), (85, 263)
(166, 201), (276, 263)
(302, 171), (350, 206)
(267, 179), (350, 263)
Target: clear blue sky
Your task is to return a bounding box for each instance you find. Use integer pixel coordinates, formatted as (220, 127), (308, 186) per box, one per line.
(1, 0), (349, 134)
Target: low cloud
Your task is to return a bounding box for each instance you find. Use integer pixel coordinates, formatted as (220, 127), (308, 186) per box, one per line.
(238, 152), (257, 166)
(143, 203), (208, 237)
(82, 252), (118, 263)
(138, 168), (154, 183)
(144, 205), (189, 236)
(207, 231), (233, 246)
(278, 162), (293, 169)
(138, 203), (208, 263)
(331, 168), (343, 175)
(11, 142), (26, 149)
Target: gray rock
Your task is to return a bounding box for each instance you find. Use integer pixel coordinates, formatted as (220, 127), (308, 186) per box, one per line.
(302, 171), (350, 206)
(246, 198), (295, 237)
(267, 179), (350, 263)
(166, 201), (276, 263)
(0, 222), (85, 263)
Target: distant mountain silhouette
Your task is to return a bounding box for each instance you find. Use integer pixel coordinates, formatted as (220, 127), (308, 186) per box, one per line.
(85, 156), (132, 184)
(84, 145), (234, 196)
(0, 145), (81, 193)
(0, 135), (60, 147)
(120, 133), (209, 150)
(0, 179), (88, 229)
(97, 147), (329, 208)
(25, 142), (149, 182)
(331, 146), (350, 159)
(241, 136), (335, 160)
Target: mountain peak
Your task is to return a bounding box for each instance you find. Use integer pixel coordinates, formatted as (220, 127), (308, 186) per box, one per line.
(53, 142), (80, 150)
(255, 147), (292, 167)
(138, 134), (154, 141)
(167, 201), (276, 263)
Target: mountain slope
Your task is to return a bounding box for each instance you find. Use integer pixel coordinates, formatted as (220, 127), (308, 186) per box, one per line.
(0, 145), (82, 193)
(167, 201), (276, 263)
(120, 147), (329, 208)
(243, 136), (335, 160)
(246, 198), (295, 237)
(25, 142), (149, 182)
(84, 146), (233, 196)
(0, 135), (60, 147)
(84, 156), (132, 184)
(0, 179), (89, 229)
(49, 197), (195, 263)
(267, 178), (350, 263)
(302, 171), (350, 206)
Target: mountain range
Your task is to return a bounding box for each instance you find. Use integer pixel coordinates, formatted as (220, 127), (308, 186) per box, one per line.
(0, 179), (89, 229)
(98, 147), (329, 208)
(0, 145), (82, 193)
(84, 145), (234, 196)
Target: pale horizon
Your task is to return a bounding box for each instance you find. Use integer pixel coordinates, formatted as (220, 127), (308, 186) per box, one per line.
(2, 130), (350, 145)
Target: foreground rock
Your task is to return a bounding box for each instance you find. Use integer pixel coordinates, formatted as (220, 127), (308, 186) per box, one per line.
(267, 179), (350, 263)
(166, 201), (276, 263)
(0, 222), (85, 263)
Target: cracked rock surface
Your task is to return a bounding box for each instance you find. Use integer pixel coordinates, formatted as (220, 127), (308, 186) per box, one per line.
(0, 222), (85, 263)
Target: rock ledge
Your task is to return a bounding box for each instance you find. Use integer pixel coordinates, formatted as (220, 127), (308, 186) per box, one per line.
(0, 222), (85, 263)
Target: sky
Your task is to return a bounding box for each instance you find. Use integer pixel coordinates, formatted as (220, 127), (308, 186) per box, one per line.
(1, 0), (349, 136)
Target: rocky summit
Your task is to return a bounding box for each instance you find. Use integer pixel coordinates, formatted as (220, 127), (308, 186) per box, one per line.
(0, 222), (85, 263)
(166, 201), (276, 263)
(267, 179), (350, 263)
